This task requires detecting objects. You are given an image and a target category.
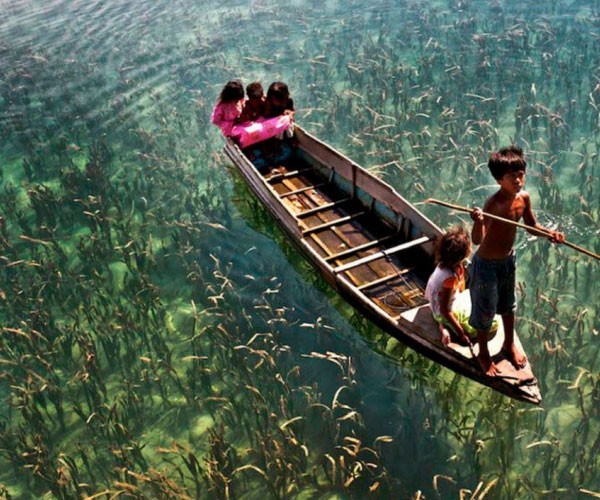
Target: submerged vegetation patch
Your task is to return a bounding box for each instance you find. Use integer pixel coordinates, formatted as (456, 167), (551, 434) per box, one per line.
(0, 0), (598, 498)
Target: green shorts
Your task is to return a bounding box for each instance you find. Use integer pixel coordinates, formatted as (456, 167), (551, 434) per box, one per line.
(433, 309), (498, 339)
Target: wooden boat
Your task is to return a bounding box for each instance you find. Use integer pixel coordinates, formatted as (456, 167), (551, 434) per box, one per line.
(224, 126), (542, 405)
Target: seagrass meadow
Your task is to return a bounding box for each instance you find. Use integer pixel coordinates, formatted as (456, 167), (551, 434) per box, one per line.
(0, 0), (598, 498)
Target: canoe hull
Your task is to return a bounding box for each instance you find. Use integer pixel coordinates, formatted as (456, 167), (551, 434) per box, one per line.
(225, 126), (541, 405)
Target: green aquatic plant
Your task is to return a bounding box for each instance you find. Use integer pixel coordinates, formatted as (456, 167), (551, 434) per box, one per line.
(0, 0), (598, 498)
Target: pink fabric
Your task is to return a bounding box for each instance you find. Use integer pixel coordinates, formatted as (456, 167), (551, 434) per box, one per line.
(211, 99), (244, 136)
(231, 115), (292, 148)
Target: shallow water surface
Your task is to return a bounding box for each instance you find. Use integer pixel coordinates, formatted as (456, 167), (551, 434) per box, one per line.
(0, 0), (598, 498)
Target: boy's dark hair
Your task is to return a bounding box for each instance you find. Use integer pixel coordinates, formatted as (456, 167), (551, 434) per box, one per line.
(267, 81), (290, 100)
(246, 82), (264, 99)
(435, 226), (470, 268)
(219, 80), (244, 102)
(488, 145), (526, 180)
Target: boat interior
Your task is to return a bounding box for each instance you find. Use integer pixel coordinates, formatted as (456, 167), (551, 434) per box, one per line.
(244, 142), (436, 321)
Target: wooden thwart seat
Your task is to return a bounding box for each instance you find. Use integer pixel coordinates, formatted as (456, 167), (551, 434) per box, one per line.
(266, 168), (312, 183)
(301, 211), (367, 235)
(333, 236), (431, 274)
(324, 234), (396, 262)
(279, 182), (328, 198)
(296, 197), (352, 218)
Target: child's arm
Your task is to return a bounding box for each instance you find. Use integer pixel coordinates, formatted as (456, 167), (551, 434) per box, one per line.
(284, 98), (295, 119)
(521, 193), (565, 243)
(211, 103), (225, 127)
(470, 207), (485, 245)
(438, 287), (470, 344)
(233, 100), (245, 125)
(238, 106), (249, 123)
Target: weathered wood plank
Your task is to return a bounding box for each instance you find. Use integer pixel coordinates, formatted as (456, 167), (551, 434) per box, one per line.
(325, 234), (397, 262)
(302, 211), (367, 235)
(333, 236), (431, 274)
(279, 182), (328, 198)
(297, 198), (352, 218)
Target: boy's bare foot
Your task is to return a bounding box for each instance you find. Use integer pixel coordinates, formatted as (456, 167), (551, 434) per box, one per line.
(502, 344), (527, 369)
(478, 352), (499, 376)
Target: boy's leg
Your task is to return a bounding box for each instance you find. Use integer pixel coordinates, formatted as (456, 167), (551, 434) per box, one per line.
(497, 255), (526, 368)
(476, 329), (499, 376)
(501, 312), (527, 368)
(469, 254), (499, 375)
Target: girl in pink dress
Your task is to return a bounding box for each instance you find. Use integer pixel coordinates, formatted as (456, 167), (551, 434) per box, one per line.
(210, 80), (245, 137)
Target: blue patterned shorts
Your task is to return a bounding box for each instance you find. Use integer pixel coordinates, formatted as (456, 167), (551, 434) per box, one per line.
(468, 252), (517, 331)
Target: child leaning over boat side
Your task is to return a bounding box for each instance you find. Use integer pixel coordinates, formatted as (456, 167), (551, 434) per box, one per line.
(425, 226), (477, 346)
(264, 81), (295, 117)
(210, 80), (245, 137)
(469, 145), (565, 376)
(264, 81), (295, 138)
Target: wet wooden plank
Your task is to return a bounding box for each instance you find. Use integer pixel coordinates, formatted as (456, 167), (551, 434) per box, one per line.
(306, 232), (337, 258)
(298, 193), (413, 288)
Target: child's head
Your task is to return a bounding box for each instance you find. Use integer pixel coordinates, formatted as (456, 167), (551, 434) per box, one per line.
(266, 81), (290, 105)
(219, 80), (244, 102)
(488, 145), (526, 181)
(246, 81), (264, 100)
(436, 226), (471, 268)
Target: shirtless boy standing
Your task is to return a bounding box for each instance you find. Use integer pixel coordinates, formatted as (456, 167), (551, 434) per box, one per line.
(469, 145), (564, 376)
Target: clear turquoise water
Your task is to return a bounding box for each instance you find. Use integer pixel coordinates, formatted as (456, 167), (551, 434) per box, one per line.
(0, 0), (598, 498)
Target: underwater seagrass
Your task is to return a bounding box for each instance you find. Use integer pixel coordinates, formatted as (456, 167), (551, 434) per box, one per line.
(0, 0), (598, 498)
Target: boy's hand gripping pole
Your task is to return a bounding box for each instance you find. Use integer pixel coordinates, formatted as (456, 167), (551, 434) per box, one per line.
(424, 198), (600, 261)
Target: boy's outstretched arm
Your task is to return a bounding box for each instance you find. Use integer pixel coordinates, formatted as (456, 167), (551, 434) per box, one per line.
(521, 193), (565, 243)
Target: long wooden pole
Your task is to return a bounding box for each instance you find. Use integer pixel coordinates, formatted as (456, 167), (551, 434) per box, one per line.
(425, 198), (600, 261)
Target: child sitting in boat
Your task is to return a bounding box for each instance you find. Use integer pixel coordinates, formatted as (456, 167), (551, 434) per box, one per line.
(212, 78), (294, 149)
(239, 81), (266, 123)
(264, 81), (295, 118)
(231, 81), (294, 149)
(264, 81), (295, 138)
(425, 226), (478, 346)
(210, 80), (245, 137)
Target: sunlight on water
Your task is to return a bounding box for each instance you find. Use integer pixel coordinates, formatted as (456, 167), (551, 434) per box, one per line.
(0, 0), (598, 498)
